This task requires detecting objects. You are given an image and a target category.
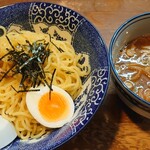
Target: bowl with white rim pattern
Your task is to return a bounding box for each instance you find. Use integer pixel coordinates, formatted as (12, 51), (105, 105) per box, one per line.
(0, 2), (110, 150)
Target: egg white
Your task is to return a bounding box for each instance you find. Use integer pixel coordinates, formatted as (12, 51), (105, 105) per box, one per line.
(0, 116), (17, 149)
(26, 85), (74, 128)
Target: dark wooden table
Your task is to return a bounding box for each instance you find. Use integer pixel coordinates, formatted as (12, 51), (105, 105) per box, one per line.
(1, 0), (150, 149)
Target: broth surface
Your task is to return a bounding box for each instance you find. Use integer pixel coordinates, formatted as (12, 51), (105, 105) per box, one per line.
(115, 35), (150, 102)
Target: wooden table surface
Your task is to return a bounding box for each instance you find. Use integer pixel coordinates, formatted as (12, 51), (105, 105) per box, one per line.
(1, 0), (150, 150)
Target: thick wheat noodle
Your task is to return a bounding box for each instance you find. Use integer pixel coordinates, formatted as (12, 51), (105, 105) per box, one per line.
(0, 30), (91, 139)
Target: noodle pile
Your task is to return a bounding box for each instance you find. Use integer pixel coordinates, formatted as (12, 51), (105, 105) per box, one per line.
(0, 30), (90, 139)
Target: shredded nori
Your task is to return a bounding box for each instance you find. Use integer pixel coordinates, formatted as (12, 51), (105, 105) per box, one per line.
(0, 35), (59, 93)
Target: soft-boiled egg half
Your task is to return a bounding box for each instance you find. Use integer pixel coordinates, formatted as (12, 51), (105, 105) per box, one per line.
(26, 85), (74, 128)
(0, 116), (17, 149)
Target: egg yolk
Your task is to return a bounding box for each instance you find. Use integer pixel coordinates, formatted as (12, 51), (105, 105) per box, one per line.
(38, 92), (69, 122)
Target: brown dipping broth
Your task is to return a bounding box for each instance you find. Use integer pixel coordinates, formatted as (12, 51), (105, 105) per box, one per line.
(115, 35), (150, 102)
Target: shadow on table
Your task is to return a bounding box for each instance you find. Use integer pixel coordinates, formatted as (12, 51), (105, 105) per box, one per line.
(121, 97), (150, 133)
